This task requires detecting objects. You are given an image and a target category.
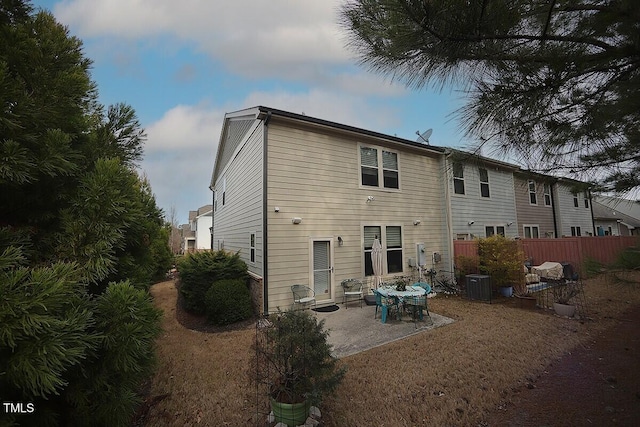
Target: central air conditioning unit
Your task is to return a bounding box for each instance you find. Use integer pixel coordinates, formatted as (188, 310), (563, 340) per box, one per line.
(466, 274), (492, 303)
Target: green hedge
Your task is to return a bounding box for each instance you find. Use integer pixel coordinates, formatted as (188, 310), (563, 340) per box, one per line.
(205, 279), (254, 325)
(178, 250), (248, 314)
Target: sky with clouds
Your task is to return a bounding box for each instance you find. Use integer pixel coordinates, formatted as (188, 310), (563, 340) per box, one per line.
(33, 0), (470, 224)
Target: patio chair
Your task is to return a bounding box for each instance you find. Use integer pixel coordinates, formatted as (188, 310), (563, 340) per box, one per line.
(291, 284), (316, 310)
(341, 279), (363, 308)
(412, 282), (431, 318)
(373, 289), (398, 323)
(405, 294), (430, 328)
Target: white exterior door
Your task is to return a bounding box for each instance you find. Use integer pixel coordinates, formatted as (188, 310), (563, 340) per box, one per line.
(311, 239), (333, 303)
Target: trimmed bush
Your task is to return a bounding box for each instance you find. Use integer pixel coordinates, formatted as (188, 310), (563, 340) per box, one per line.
(205, 279), (253, 325)
(178, 250), (248, 314)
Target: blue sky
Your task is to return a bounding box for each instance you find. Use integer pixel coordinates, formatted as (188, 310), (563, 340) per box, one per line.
(33, 0), (471, 224)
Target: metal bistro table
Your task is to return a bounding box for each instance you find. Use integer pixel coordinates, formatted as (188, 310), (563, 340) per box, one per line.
(376, 285), (427, 323)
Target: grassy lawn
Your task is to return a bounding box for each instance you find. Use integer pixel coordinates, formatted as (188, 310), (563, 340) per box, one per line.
(141, 271), (640, 426)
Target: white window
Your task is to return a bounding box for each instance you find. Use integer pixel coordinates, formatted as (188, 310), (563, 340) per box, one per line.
(583, 191), (589, 208)
(528, 180), (537, 205)
(363, 225), (403, 276)
(456, 233), (469, 240)
(479, 168), (490, 198)
(485, 226), (505, 237)
(453, 163), (465, 195)
(571, 226), (582, 236)
(543, 184), (551, 206)
(573, 195), (579, 207)
(250, 233), (256, 263)
(360, 146), (399, 189)
(523, 225), (540, 238)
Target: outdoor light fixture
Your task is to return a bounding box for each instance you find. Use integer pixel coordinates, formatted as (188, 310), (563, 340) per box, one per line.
(274, 206), (280, 212)
(413, 220), (421, 226)
(468, 221), (475, 225)
(337, 236), (343, 246)
(292, 217), (302, 224)
(507, 221), (513, 226)
(366, 196), (375, 202)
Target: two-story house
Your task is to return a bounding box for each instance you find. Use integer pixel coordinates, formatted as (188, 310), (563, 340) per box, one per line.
(210, 106), (452, 314)
(513, 172), (557, 238)
(446, 150), (519, 240)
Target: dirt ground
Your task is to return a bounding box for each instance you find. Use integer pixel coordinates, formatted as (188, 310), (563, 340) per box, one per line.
(482, 304), (640, 426)
(140, 274), (640, 426)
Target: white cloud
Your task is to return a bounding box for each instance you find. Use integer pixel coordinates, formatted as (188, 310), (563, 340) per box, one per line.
(53, 0), (349, 77)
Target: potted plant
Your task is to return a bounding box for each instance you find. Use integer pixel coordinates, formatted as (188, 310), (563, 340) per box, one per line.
(253, 309), (345, 426)
(478, 235), (526, 297)
(552, 281), (580, 317)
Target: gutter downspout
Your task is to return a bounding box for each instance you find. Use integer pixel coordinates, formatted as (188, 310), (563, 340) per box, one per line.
(588, 188), (596, 236)
(551, 181), (559, 238)
(262, 110), (272, 315)
(443, 150), (455, 274)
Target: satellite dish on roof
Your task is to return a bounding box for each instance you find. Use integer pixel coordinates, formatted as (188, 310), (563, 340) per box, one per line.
(416, 129), (433, 144)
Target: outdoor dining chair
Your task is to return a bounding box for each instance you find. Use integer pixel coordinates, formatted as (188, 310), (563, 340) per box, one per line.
(373, 289), (399, 323)
(341, 278), (363, 308)
(291, 284), (316, 310)
(405, 294), (430, 328)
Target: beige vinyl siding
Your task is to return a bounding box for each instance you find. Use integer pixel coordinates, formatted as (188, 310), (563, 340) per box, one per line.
(265, 120), (448, 312)
(554, 183), (594, 237)
(212, 120), (264, 277)
(448, 161), (518, 239)
(513, 176), (556, 238)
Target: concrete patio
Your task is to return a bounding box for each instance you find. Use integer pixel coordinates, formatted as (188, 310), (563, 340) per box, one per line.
(313, 301), (455, 358)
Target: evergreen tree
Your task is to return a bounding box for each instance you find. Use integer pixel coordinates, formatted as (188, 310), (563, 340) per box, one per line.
(341, 0), (640, 193)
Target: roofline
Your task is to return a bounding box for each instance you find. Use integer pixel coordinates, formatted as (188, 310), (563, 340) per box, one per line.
(255, 106), (446, 155)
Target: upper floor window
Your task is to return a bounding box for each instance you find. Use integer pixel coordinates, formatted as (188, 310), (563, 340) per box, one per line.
(528, 180), (537, 205)
(479, 168), (490, 198)
(360, 146), (399, 189)
(573, 194), (579, 207)
(453, 163), (465, 194)
(583, 191), (589, 208)
(543, 184), (551, 206)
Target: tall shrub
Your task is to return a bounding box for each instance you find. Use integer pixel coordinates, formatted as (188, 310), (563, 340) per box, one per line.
(205, 279), (253, 325)
(477, 235), (525, 292)
(178, 250), (248, 314)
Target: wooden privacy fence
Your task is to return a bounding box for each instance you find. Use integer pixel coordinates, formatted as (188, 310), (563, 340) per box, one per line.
(454, 236), (639, 274)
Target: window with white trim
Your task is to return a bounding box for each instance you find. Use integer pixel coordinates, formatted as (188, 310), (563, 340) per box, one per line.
(363, 225), (403, 276)
(360, 146), (399, 189)
(250, 233), (255, 263)
(528, 180), (537, 205)
(453, 163), (465, 194)
(479, 167), (490, 198)
(523, 225), (540, 238)
(573, 195), (579, 207)
(543, 184), (551, 206)
(485, 226), (505, 237)
(583, 191), (589, 208)
(570, 226), (582, 236)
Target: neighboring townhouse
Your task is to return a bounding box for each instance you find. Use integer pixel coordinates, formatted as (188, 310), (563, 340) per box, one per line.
(513, 172), (557, 238)
(553, 179), (595, 236)
(592, 198), (640, 236)
(445, 150), (520, 240)
(180, 221), (195, 254)
(190, 204), (213, 250)
(210, 106), (452, 313)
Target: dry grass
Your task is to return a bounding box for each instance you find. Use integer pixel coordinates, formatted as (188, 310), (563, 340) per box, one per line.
(143, 272), (640, 426)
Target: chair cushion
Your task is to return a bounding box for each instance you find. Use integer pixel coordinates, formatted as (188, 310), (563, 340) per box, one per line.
(298, 297), (315, 303)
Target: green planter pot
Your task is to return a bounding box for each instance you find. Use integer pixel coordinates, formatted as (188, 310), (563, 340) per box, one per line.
(270, 398), (310, 427)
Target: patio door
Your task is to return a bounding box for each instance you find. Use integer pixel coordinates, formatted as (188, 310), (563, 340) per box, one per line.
(311, 239), (333, 303)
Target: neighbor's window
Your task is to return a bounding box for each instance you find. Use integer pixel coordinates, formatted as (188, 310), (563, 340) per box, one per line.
(360, 146), (399, 189)
(543, 184), (551, 206)
(583, 191), (589, 208)
(573, 195), (579, 207)
(479, 167), (490, 198)
(523, 225), (540, 238)
(485, 226), (505, 237)
(570, 226), (582, 236)
(250, 233), (256, 263)
(453, 163), (465, 194)
(528, 180), (537, 204)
